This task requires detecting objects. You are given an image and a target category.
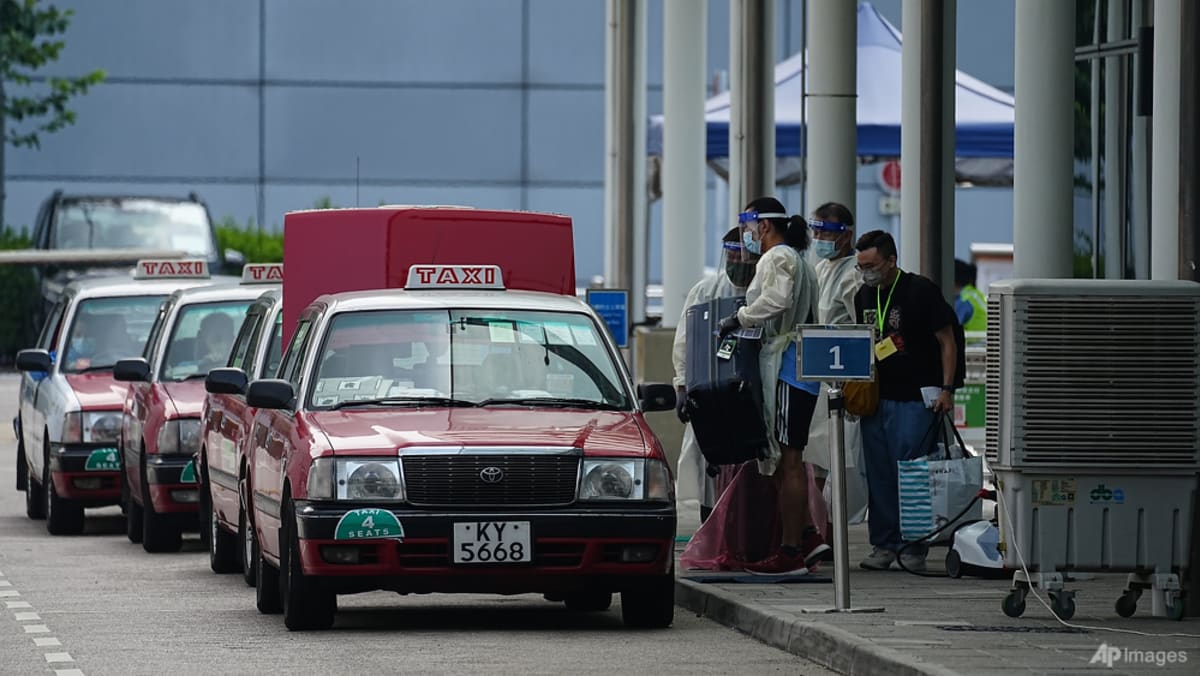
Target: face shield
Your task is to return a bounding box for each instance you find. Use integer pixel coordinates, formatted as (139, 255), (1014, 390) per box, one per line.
(808, 218), (850, 260)
(722, 240), (757, 288)
(737, 210), (787, 262)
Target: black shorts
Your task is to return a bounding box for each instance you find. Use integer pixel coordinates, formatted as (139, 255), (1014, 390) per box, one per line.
(776, 381), (818, 449)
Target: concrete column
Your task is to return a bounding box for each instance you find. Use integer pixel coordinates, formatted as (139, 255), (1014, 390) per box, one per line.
(660, 0), (707, 327)
(1130, 0), (1152, 278)
(1013, 0), (1075, 279)
(728, 0), (775, 220)
(1103, 0), (1129, 279)
(1181, 0), (1199, 281)
(805, 0), (857, 219)
(1150, 0), (1181, 280)
(603, 0), (648, 320)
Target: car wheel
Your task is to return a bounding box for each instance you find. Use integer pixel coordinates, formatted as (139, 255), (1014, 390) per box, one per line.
(239, 475), (257, 587)
(44, 446), (84, 535)
(280, 498), (336, 631)
(15, 418), (27, 492)
(620, 561), (675, 629)
(140, 457), (182, 553)
(24, 445), (45, 520)
(124, 462), (143, 544)
(255, 540), (283, 615)
(208, 485), (239, 574)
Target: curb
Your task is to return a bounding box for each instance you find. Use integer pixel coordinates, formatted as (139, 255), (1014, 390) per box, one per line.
(675, 578), (960, 676)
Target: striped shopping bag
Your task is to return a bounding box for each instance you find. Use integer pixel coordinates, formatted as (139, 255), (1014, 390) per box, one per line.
(898, 457), (936, 541)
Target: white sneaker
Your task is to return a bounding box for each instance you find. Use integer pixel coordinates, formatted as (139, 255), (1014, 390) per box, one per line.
(896, 552), (928, 573)
(859, 547), (896, 570)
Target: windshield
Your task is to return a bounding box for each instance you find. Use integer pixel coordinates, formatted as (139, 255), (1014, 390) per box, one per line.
(161, 300), (253, 381)
(53, 199), (213, 256)
(62, 295), (166, 373)
(307, 309), (630, 410)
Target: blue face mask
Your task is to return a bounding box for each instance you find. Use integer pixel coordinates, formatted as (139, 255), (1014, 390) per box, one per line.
(813, 240), (839, 260)
(742, 229), (762, 256)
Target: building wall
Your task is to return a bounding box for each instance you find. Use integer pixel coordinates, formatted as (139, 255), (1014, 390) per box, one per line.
(4, 0), (1016, 283)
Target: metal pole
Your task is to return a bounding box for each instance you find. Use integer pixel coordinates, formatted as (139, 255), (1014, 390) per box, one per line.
(1013, 0), (1076, 279)
(805, 0), (857, 219)
(1181, 0), (1200, 283)
(604, 0), (644, 315)
(729, 0), (775, 216)
(1091, 7), (1102, 278)
(919, 0), (945, 289)
(661, 0), (707, 328)
(900, 0), (921, 271)
(827, 385), (851, 611)
(799, 0), (808, 220)
(1104, 0), (1129, 279)
(1150, 0), (1181, 280)
(1130, 0), (1152, 278)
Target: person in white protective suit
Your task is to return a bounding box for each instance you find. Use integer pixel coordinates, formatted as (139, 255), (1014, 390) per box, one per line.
(806, 202), (870, 527)
(716, 196), (829, 576)
(671, 227), (759, 524)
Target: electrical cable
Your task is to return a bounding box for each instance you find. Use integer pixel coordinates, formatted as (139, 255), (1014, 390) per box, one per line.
(994, 486), (1200, 639)
(894, 489), (991, 578)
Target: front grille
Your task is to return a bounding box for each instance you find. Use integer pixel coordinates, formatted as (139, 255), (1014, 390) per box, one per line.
(402, 454), (579, 506)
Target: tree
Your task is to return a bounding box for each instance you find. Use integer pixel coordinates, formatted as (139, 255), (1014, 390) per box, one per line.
(0, 0), (105, 225)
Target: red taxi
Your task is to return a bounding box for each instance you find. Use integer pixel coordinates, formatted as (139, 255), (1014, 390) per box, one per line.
(114, 275), (277, 552)
(244, 264), (678, 631)
(199, 273), (284, 579)
(14, 260), (217, 534)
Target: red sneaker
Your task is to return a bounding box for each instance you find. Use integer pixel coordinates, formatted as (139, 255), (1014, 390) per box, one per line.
(801, 530), (833, 567)
(743, 550), (808, 576)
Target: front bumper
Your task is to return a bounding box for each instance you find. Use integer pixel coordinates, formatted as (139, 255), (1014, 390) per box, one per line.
(48, 443), (122, 504)
(144, 454), (199, 513)
(294, 502), (676, 595)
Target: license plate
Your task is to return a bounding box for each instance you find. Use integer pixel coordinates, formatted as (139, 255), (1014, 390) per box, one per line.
(452, 521), (532, 564)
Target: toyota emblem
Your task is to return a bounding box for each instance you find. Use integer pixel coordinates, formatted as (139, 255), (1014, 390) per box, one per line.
(479, 466), (504, 484)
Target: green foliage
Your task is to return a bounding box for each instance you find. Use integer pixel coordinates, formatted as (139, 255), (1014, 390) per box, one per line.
(1, 0), (106, 149)
(311, 195), (339, 210)
(215, 218), (283, 264)
(0, 226), (38, 363)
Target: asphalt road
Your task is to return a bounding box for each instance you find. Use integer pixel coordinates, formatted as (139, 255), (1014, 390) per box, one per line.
(0, 373), (832, 676)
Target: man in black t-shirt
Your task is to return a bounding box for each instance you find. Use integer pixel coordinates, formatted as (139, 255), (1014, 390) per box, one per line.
(852, 230), (958, 573)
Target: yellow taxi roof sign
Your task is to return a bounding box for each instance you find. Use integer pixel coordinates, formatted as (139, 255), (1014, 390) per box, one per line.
(404, 264), (504, 290)
(241, 263), (283, 284)
(133, 259), (210, 279)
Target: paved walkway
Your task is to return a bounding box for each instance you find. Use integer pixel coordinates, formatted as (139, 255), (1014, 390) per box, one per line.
(674, 512), (1199, 676)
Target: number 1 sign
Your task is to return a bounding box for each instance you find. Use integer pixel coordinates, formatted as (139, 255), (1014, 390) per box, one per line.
(795, 325), (876, 382)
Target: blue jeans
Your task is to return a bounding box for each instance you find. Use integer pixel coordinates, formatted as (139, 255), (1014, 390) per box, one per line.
(861, 399), (937, 553)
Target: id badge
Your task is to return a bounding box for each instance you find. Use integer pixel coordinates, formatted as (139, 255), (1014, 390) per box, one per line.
(716, 337), (736, 361)
(874, 336), (898, 361)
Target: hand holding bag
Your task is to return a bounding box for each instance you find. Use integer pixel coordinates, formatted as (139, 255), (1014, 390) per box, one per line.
(897, 413), (984, 543)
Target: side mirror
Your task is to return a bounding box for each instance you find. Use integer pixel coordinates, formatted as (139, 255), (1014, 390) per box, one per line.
(246, 379), (295, 410)
(206, 367), (249, 395)
(113, 358), (151, 382)
(637, 383), (676, 413)
(16, 349), (52, 373)
(224, 248), (246, 269)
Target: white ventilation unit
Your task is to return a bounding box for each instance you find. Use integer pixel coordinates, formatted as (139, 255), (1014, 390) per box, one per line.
(986, 279), (1200, 621)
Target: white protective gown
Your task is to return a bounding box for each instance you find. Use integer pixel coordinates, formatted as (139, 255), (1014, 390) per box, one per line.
(735, 244), (818, 477)
(671, 272), (745, 507)
(810, 254), (869, 523)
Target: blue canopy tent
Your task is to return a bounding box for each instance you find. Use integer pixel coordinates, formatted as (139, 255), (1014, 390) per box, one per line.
(647, 2), (1015, 190)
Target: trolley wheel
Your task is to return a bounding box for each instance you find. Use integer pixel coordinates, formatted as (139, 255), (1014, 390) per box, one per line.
(1050, 592), (1075, 621)
(1166, 598), (1186, 622)
(1114, 592), (1138, 618)
(945, 549), (963, 579)
(1002, 590), (1026, 618)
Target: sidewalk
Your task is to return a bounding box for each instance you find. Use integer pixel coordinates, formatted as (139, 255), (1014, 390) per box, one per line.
(674, 516), (1199, 676)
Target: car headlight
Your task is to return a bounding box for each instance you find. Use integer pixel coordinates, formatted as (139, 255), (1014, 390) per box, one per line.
(60, 411), (123, 445)
(580, 459), (671, 502)
(157, 419), (202, 455)
(306, 457), (404, 502)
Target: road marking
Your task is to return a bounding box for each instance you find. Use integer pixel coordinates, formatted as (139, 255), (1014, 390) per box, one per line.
(0, 579), (12, 586)
(23, 624), (50, 633)
(34, 637), (62, 647)
(44, 653), (74, 664)
(55, 670), (85, 676)
(15, 611), (41, 621)
(1, 573), (84, 675)
(0, 589), (19, 597)
(5, 601), (32, 609)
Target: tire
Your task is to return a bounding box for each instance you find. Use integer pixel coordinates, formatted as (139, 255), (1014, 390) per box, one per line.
(140, 456), (182, 553)
(564, 591), (613, 612)
(239, 477), (257, 587)
(255, 538), (283, 615)
(207, 484), (239, 574)
(25, 431), (46, 520)
(1114, 593), (1138, 618)
(280, 498), (336, 631)
(44, 451), (85, 536)
(1049, 592), (1075, 621)
(1002, 591), (1026, 618)
(945, 549), (963, 579)
(620, 563), (675, 629)
(124, 469), (144, 544)
(15, 420), (27, 492)
(198, 475), (212, 550)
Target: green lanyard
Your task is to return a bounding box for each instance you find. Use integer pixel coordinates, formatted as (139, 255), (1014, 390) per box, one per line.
(876, 270), (901, 333)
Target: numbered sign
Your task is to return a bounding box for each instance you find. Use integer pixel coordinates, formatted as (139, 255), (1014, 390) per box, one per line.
(796, 325), (875, 381)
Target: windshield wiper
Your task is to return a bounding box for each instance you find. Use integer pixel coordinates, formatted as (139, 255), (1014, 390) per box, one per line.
(68, 363), (117, 374)
(329, 396), (477, 410)
(476, 397), (623, 411)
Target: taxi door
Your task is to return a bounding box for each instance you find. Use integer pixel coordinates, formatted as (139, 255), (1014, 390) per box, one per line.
(19, 298), (67, 479)
(123, 300), (169, 501)
(205, 306), (265, 520)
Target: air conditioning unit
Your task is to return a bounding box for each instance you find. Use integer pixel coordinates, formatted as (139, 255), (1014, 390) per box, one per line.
(985, 279), (1200, 621)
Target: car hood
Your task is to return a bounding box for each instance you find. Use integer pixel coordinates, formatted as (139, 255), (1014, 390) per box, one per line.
(64, 373), (128, 410)
(306, 408), (650, 457)
(162, 380), (208, 419)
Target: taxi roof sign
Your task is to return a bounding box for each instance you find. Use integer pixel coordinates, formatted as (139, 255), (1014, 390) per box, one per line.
(241, 263), (283, 284)
(405, 264), (505, 290)
(133, 259), (210, 279)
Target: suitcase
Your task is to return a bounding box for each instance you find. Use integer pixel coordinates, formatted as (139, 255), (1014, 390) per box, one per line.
(683, 297), (769, 467)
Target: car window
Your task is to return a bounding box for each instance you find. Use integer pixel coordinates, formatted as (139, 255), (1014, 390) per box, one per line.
(228, 310), (263, 372)
(51, 199), (213, 257)
(143, 301), (169, 361)
(279, 319), (313, 389)
(262, 311), (285, 378)
(160, 301), (254, 381)
(37, 300), (67, 352)
(61, 295), (166, 373)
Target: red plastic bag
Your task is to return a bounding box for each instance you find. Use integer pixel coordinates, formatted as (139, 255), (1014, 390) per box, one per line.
(681, 462), (829, 571)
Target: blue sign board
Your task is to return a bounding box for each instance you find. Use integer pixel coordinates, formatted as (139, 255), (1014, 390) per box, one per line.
(587, 289), (630, 348)
(797, 326), (875, 381)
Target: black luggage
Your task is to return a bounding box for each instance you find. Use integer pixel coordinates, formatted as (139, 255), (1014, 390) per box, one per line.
(683, 296), (769, 467)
